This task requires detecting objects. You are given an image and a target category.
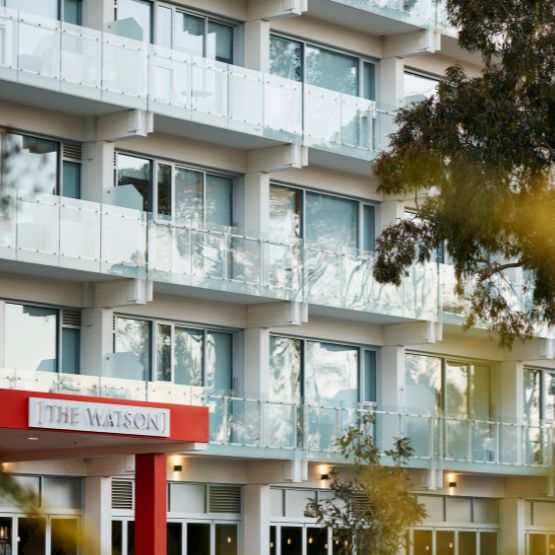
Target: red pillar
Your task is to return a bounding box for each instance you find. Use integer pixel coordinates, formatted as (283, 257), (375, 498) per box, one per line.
(135, 453), (167, 555)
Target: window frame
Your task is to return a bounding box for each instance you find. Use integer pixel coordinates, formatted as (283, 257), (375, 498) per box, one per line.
(524, 366), (555, 422)
(269, 32), (378, 100)
(269, 180), (378, 252)
(403, 67), (441, 103)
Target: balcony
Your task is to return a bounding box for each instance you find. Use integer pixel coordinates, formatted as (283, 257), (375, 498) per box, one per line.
(0, 7), (395, 163)
(0, 367), (549, 474)
(0, 193), (438, 322)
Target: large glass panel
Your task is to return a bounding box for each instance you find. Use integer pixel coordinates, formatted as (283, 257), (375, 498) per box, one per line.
(363, 61), (376, 100)
(215, 524), (237, 555)
(270, 35), (303, 82)
(42, 477), (81, 510)
(403, 71), (439, 103)
(63, 0), (82, 25)
(544, 372), (555, 420)
(364, 350), (376, 402)
(458, 531), (476, 555)
(174, 327), (203, 386)
(61, 328), (80, 375)
(206, 175), (232, 227)
(167, 522), (181, 555)
(404, 354), (441, 414)
(157, 163), (172, 219)
(175, 13), (204, 57)
(175, 168), (203, 224)
(127, 521), (134, 555)
(156, 324), (172, 382)
(155, 5), (172, 48)
(169, 483), (205, 513)
(116, 154), (152, 212)
(17, 518), (46, 555)
(117, 0), (152, 42)
(51, 518), (78, 555)
(269, 185), (301, 242)
(6, 0), (58, 18)
(471, 364), (490, 419)
(5, 134), (58, 195)
(111, 521), (123, 555)
(187, 523), (210, 555)
(207, 22), (233, 63)
(525, 369), (541, 421)
(445, 361), (468, 418)
(481, 532), (498, 555)
(5, 304), (57, 372)
(0, 517), (12, 555)
(115, 318), (151, 380)
(530, 534), (547, 555)
(270, 526), (277, 555)
(436, 530), (455, 555)
(305, 45), (358, 96)
(281, 527), (302, 555)
(363, 205), (375, 251)
(305, 341), (358, 405)
(206, 332), (232, 391)
(62, 161), (81, 199)
(306, 527), (327, 555)
(305, 192), (358, 250)
(270, 336), (301, 403)
(413, 530), (432, 555)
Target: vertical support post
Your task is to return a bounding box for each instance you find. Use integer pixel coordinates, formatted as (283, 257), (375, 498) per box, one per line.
(135, 453), (167, 555)
(243, 484), (271, 555)
(244, 20), (270, 73)
(82, 141), (115, 203)
(499, 498), (525, 555)
(83, 476), (111, 555)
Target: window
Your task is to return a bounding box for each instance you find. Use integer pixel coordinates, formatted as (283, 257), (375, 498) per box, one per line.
(115, 152), (235, 225)
(0, 130), (82, 198)
(270, 35), (376, 99)
(403, 70), (440, 104)
(4, 303), (81, 374)
(0, 0), (82, 23)
(116, 1), (235, 63)
(114, 316), (235, 388)
(269, 183), (376, 251)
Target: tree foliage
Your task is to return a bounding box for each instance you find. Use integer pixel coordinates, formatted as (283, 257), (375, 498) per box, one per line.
(373, 0), (555, 347)
(305, 415), (426, 555)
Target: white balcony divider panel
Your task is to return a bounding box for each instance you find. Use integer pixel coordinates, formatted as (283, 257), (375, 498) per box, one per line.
(0, 6), (396, 162)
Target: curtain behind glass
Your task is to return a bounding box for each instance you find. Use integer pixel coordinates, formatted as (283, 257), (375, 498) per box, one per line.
(305, 44), (358, 96)
(305, 191), (358, 250)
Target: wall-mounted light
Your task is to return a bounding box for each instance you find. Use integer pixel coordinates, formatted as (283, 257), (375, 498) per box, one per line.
(0, 526), (9, 540)
(320, 473), (330, 480)
(173, 465), (183, 472)
(448, 481), (457, 488)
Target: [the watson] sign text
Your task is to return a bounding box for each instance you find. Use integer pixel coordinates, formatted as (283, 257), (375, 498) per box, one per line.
(28, 398), (170, 437)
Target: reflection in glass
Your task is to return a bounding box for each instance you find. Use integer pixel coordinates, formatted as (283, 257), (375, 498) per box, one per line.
(42, 477), (81, 509)
(115, 318), (151, 380)
(436, 530), (454, 555)
(215, 524), (237, 555)
(117, 0), (152, 42)
(281, 527), (302, 555)
(305, 44), (358, 96)
(404, 354), (441, 414)
(157, 164), (172, 218)
(17, 518), (45, 555)
(270, 336), (301, 404)
(5, 304), (57, 372)
(63, 0), (82, 25)
(5, 0), (58, 18)
(207, 22), (233, 63)
(363, 61), (376, 100)
(269, 185), (301, 243)
(62, 161), (81, 199)
(156, 324), (172, 381)
(544, 372), (555, 420)
(61, 328), (80, 375)
(175, 13), (204, 56)
(403, 71), (439, 103)
(175, 168), (203, 224)
(156, 5), (172, 48)
(363, 205), (375, 251)
(174, 327), (203, 386)
(0, 517), (11, 554)
(305, 191), (358, 250)
(445, 361), (468, 418)
(187, 523), (210, 555)
(307, 527), (327, 555)
(270, 35), (303, 82)
(51, 518), (78, 555)
(206, 332), (232, 391)
(206, 175), (232, 227)
(116, 154), (152, 212)
(413, 530), (432, 555)
(270, 526), (277, 555)
(5, 134), (58, 195)
(167, 522), (181, 555)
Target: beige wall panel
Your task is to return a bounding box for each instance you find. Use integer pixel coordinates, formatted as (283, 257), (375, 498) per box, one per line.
(170, 457), (247, 483)
(271, 16), (382, 59)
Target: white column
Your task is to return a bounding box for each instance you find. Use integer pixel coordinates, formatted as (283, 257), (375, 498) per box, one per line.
(379, 57), (404, 107)
(80, 308), (114, 377)
(244, 328), (270, 397)
(244, 172), (270, 238)
(0, 300), (5, 368)
(244, 20), (270, 73)
(499, 497), (525, 555)
(243, 484), (271, 555)
(82, 142), (115, 203)
(83, 476), (112, 555)
(83, 0), (115, 31)
(379, 200), (405, 232)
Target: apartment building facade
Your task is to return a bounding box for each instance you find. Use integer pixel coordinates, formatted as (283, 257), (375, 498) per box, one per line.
(0, 0), (553, 554)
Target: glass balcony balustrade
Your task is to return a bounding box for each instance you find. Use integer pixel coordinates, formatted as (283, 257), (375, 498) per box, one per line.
(0, 366), (550, 470)
(0, 7), (395, 162)
(0, 192), (438, 321)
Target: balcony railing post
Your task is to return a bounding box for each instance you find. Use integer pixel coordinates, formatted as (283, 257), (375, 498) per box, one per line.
(467, 419), (472, 462)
